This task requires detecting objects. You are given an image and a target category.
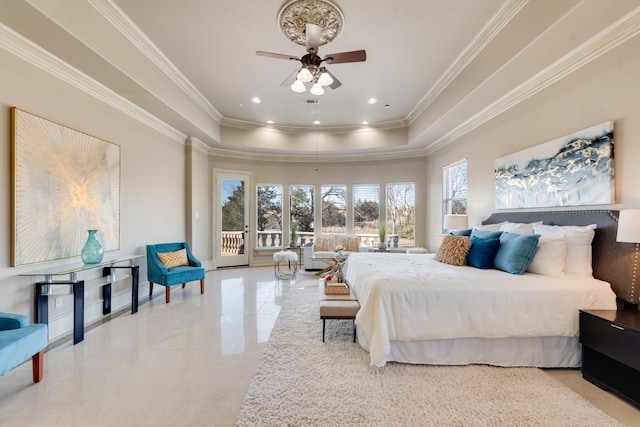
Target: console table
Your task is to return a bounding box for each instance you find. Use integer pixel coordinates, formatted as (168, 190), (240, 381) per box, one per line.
(21, 255), (143, 344)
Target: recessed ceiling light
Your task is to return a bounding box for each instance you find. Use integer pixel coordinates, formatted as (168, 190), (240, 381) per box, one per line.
(251, 97), (262, 104)
(384, 104), (391, 108)
(313, 120), (321, 125)
(266, 120), (274, 124)
(361, 121), (369, 125)
(367, 98), (377, 105)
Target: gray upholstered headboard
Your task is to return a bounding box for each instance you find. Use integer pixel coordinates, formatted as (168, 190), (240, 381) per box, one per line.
(483, 210), (638, 307)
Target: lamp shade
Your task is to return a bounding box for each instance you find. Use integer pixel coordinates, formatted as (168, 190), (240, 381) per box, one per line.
(617, 209), (640, 243)
(443, 214), (468, 231)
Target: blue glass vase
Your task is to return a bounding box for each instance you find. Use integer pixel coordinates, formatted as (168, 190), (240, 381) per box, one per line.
(81, 230), (104, 264)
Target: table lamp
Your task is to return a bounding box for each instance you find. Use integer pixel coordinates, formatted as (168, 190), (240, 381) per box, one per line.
(443, 214), (468, 232)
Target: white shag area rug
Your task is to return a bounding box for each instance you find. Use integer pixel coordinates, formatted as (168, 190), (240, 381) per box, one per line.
(237, 285), (621, 427)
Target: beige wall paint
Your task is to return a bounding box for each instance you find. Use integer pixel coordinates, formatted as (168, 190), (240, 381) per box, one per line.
(0, 49), (194, 338)
(209, 155), (428, 266)
(186, 138), (212, 266)
(425, 35), (640, 251)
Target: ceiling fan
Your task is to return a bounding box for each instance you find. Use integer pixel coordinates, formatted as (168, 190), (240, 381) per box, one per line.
(256, 23), (366, 95)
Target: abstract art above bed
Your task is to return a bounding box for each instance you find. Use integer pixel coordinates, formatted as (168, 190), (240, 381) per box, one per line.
(495, 122), (614, 209)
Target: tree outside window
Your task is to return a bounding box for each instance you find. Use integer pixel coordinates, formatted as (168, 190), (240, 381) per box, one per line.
(386, 182), (415, 248)
(290, 185), (314, 244)
(443, 160), (468, 216)
(321, 185), (346, 234)
(256, 184), (282, 248)
(353, 184), (379, 236)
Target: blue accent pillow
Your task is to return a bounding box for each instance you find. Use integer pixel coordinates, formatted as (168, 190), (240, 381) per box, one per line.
(470, 229), (503, 240)
(493, 232), (540, 275)
(467, 237), (500, 269)
(449, 228), (472, 236)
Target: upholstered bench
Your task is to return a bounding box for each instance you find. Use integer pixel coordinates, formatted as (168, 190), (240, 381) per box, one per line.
(318, 279), (360, 342)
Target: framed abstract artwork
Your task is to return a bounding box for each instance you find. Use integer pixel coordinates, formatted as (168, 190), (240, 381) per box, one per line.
(495, 122), (614, 209)
(10, 108), (120, 266)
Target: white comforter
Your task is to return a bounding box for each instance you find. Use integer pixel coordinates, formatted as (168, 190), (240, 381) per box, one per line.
(344, 253), (617, 366)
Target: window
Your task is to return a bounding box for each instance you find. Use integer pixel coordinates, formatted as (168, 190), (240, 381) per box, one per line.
(353, 184), (379, 236)
(321, 185), (346, 234)
(386, 182), (415, 248)
(443, 160), (468, 216)
(256, 184), (283, 248)
(290, 185), (315, 245)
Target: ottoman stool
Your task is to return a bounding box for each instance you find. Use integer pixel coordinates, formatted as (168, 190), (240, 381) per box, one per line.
(319, 299), (360, 342)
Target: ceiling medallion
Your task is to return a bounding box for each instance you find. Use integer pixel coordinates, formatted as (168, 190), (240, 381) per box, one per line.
(278, 0), (344, 47)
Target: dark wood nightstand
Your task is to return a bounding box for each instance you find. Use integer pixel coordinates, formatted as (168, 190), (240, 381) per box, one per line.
(579, 309), (640, 408)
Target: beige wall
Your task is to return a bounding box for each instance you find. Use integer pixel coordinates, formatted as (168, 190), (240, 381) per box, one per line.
(209, 155), (428, 266)
(0, 49), (198, 338)
(425, 35), (640, 251)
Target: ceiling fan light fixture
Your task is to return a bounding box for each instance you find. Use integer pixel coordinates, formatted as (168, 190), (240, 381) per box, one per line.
(297, 67), (313, 82)
(291, 79), (306, 93)
(318, 71), (333, 86)
(310, 83), (325, 96)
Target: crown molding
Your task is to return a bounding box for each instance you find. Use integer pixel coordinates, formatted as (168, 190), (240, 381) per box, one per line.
(0, 22), (187, 144)
(220, 117), (408, 134)
(424, 6), (640, 155)
(406, 0), (529, 124)
(89, 0), (223, 123)
(186, 137), (210, 154)
(208, 146), (426, 163)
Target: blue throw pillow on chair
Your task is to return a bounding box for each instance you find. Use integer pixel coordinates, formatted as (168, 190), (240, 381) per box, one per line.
(467, 236), (501, 269)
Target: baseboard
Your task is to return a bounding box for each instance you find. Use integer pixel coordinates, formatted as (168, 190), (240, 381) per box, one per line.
(203, 259), (216, 271)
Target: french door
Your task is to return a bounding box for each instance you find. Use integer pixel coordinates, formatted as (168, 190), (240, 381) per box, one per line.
(215, 171), (250, 267)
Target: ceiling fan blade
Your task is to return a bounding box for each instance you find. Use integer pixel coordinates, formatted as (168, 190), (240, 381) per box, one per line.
(305, 23), (321, 53)
(256, 51), (300, 61)
(326, 70), (342, 89)
(280, 69), (299, 87)
(323, 50), (367, 64)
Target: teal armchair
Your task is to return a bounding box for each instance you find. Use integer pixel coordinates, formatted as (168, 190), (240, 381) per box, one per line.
(0, 312), (48, 382)
(146, 242), (206, 303)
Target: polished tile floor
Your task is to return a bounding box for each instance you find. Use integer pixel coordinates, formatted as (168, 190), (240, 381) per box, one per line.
(0, 267), (638, 426)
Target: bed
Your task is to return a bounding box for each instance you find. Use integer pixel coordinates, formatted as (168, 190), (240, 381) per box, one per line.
(345, 210), (637, 367)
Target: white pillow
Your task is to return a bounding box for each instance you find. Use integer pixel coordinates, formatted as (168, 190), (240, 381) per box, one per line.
(474, 222), (506, 232)
(500, 221), (542, 235)
(526, 234), (568, 276)
(533, 223), (596, 276)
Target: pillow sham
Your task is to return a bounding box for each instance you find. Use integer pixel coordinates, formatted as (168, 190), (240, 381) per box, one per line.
(493, 232), (540, 275)
(533, 223), (596, 276)
(314, 236), (334, 252)
(467, 236), (500, 269)
(526, 234), (568, 276)
(342, 237), (360, 252)
(499, 221), (543, 235)
(473, 222), (505, 232)
(434, 236), (471, 266)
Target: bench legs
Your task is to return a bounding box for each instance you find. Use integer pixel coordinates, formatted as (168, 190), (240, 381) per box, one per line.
(321, 317), (357, 343)
(32, 350), (44, 383)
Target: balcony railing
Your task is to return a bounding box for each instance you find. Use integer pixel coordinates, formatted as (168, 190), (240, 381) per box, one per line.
(221, 230), (408, 256)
